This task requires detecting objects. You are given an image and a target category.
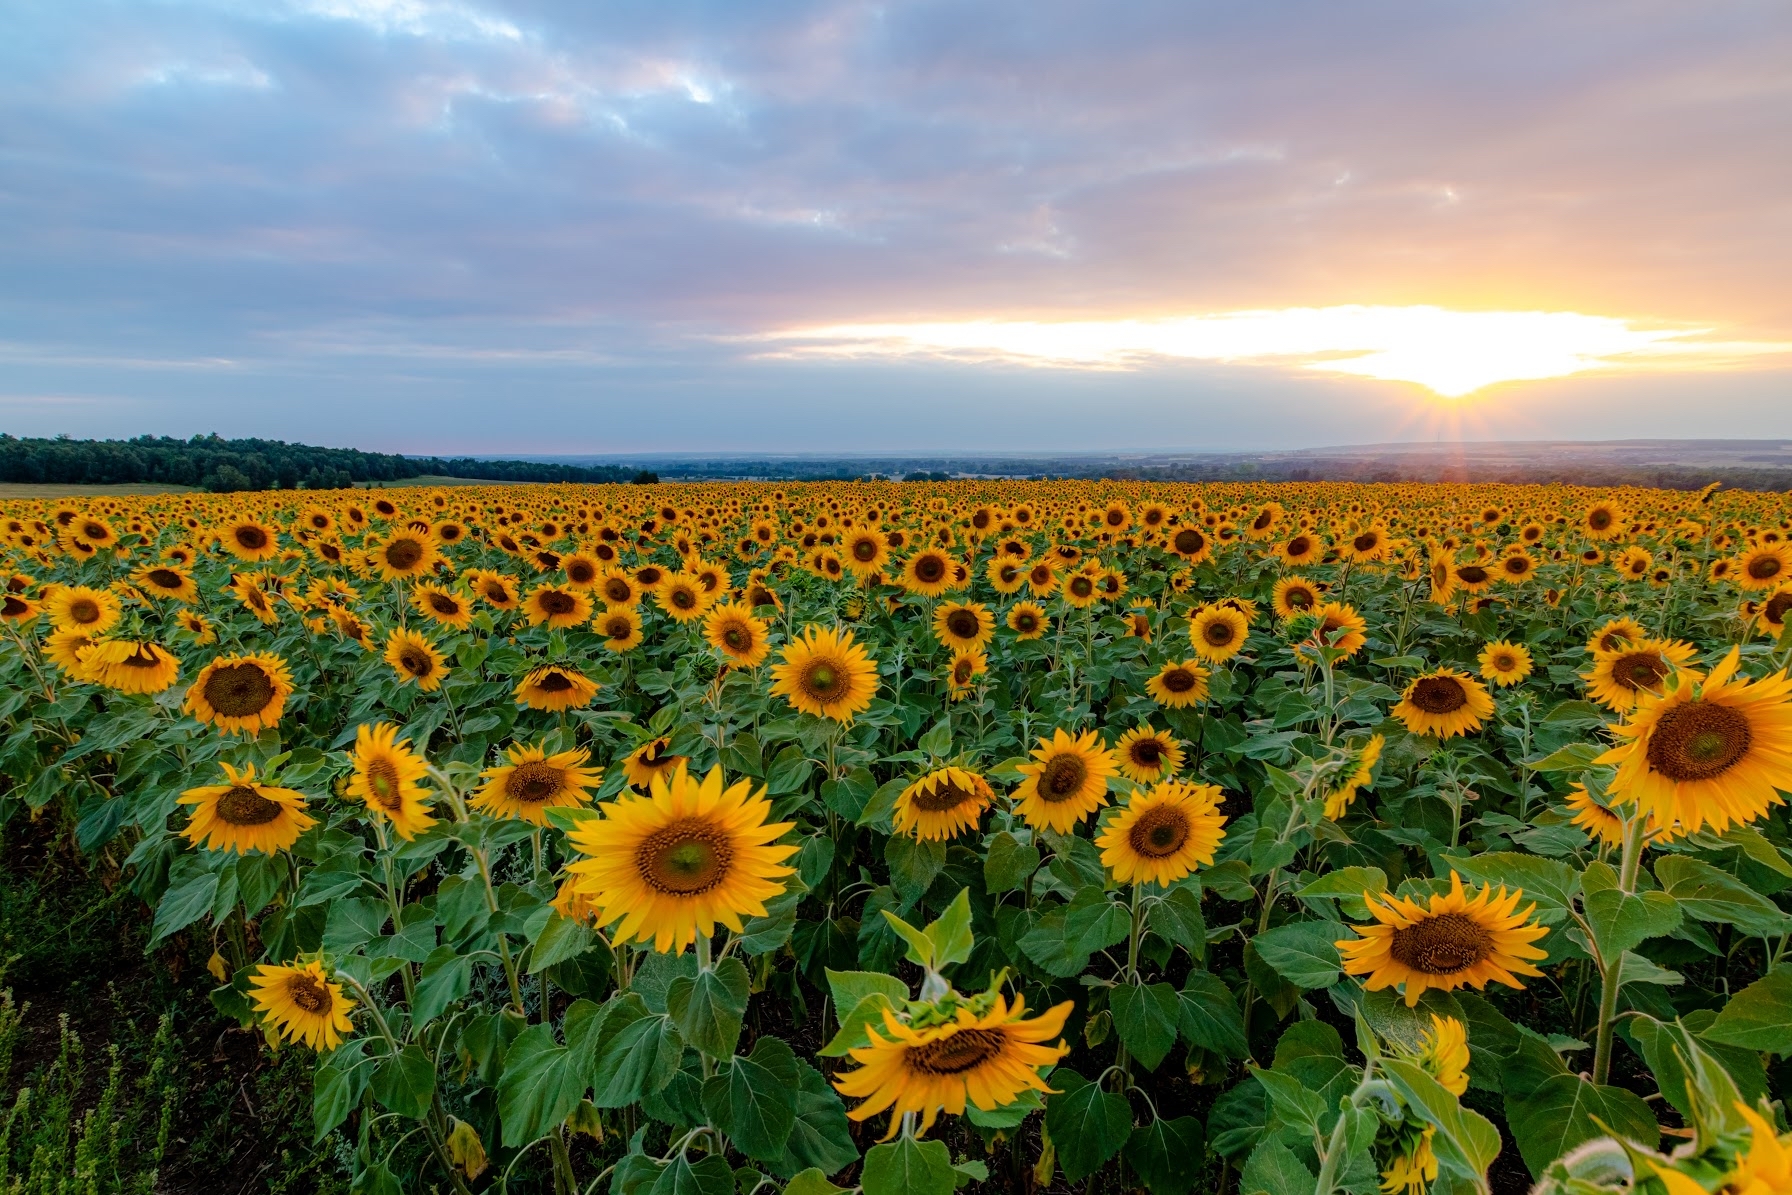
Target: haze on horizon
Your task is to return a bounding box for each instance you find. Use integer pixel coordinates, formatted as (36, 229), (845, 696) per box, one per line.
(3, 0), (1788, 456)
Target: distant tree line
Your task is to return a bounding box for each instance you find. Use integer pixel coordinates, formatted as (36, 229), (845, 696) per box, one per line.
(0, 435), (638, 492)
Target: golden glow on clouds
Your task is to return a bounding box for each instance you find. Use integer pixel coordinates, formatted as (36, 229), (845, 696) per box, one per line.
(748, 305), (1790, 397)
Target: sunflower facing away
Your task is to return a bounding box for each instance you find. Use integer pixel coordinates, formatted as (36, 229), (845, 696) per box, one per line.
(473, 742), (603, 824)
(384, 628), (448, 692)
(1392, 668), (1494, 739)
(564, 762), (797, 953)
(1013, 728), (1118, 833)
(1337, 872), (1549, 1006)
(515, 663), (600, 711)
(1598, 646), (1792, 835)
(703, 601), (771, 667)
(1586, 616), (1649, 655)
(1113, 725), (1184, 784)
(1094, 780), (1226, 887)
(179, 761), (315, 854)
(1145, 659), (1210, 709)
(185, 651), (294, 734)
(833, 993), (1071, 1137)
(1322, 734), (1382, 821)
(1652, 1103), (1792, 1195)
(346, 722), (436, 840)
(622, 736), (686, 788)
(1189, 604), (1249, 664)
(250, 961), (355, 1051)
(1477, 640), (1534, 688)
(1583, 637), (1698, 712)
(892, 767), (994, 840)
(769, 624), (878, 723)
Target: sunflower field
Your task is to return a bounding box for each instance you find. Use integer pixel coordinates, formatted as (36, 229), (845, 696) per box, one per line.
(3, 480), (1792, 1195)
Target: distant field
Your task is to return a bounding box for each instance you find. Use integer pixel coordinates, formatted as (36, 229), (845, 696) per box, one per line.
(0, 481), (199, 499)
(367, 474), (529, 487)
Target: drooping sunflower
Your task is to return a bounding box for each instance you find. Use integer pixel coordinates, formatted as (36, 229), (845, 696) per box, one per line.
(702, 601), (771, 667)
(1563, 782), (1679, 846)
(900, 549), (956, 598)
(1271, 575), (1322, 618)
(1392, 669), (1493, 739)
(346, 722), (436, 839)
(653, 573), (711, 623)
(1113, 725), (1184, 784)
(1306, 601), (1368, 658)
(515, 663), (599, 711)
(84, 639), (180, 693)
(249, 961), (355, 1051)
(769, 624), (878, 723)
(1736, 543), (1792, 592)
(383, 628), (448, 692)
(622, 736), (686, 788)
(1585, 616), (1649, 655)
(43, 628), (101, 675)
(563, 762), (797, 953)
(1650, 1103), (1792, 1195)
(1189, 604), (1249, 664)
(412, 584), (474, 630)
(593, 605), (644, 652)
(179, 761), (315, 854)
(892, 766), (993, 840)
(369, 529), (439, 580)
(946, 646), (987, 700)
(185, 651), (294, 734)
(833, 993), (1071, 1136)
(1006, 601), (1048, 640)
(43, 585), (121, 634)
(220, 519), (282, 562)
(1013, 728), (1118, 833)
(1477, 640), (1534, 688)
(1145, 659), (1210, 709)
(933, 601), (995, 651)
(1381, 1127), (1439, 1195)
(131, 563), (198, 603)
(1411, 1014), (1470, 1096)
(524, 584), (592, 629)
(1598, 646), (1792, 835)
(1583, 637), (1698, 712)
(1336, 872), (1549, 1006)
(1321, 734), (1382, 821)
(1095, 780), (1226, 886)
(473, 742), (603, 824)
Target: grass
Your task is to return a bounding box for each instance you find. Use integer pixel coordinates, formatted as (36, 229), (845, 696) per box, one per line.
(0, 483), (199, 499)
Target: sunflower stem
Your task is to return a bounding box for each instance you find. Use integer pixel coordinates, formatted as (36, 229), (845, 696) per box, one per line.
(1592, 809), (1649, 1085)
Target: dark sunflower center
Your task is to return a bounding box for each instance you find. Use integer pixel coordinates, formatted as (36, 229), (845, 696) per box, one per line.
(1129, 740), (1163, 765)
(400, 650), (433, 677)
(723, 625), (749, 649)
(235, 527), (268, 550)
(286, 974), (331, 1014)
(539, 591), (576, 615)
(1614, 652), (1668, 691)
(907, 1028), (1004, 1075)
(534, 671), (575, 692)
(2, 597), (25, 617)
(604, 580), (631, 602)
(216, 785), (283, 825)
(1646, 702), (1751, 781)
(1389, 912), (1491, 975)
(1041, 754), (1087, 800)
(1203, 621), (1235, 646)
(637, 820), (733, 895)
(385, 540), (423, 569)
(367, 760), (403, 810)
(204, 663), (276, 717)
(803, 661), (841, 698)
(69, 599), (100, 624)
(1173, 529), (1206, 554)
(1161, 668), (1196, 693)
(1456, 565), (1488, 584)
(1129, 805), (1191, 858)
(1354, 533), (1377, 552)
(1254, 511), (1275, 531)
(1749, 556), (1782, 580)
(912, 779), (975, 812)
(953, 657), (975, 683)
(604, 617), (633, 639)
(1766, 593), (1792, 623)
(1015, 612), (1037, 631)
(1410, 676), (1467, 714)
(1285, 588), (1313, 610)
(121, 647), (162, 669)
(946, 611), (980, 639)
(1069, 576), (1094, 597)
(1493, 653), (1516, 671)
(147, 569), (183, 588)
(568, 562), (596, 583)
(429, 594), (460, 615)
(506, 761), (565, 803)
(853, 539), (879, 561)
(1504, 557), (1531, 575)
(914, 556), (946, 583)
(1589, 510), (1612, 530)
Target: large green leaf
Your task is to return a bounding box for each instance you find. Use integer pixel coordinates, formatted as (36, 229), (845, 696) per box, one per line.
(860, 1136), (954, 1195)
(1147, 885), (1207, 961)
(667, 957), (750, 1059)
(1124, 1115), (1206, 1195)
(1655, 856), (1792, 937)
(646, 1153), (734, 1195)
(413, 946), (471, 1027)
(1382, 1056), (1503, 1181)
(702, 1035), (799, 1162)
(1111, 982), (1181, 1071)
(1705, 967), (1792, 1054)
(773, 1060), (859, 1179)
(1044, 1068), (1132, 1183)
(1177, 971), (1249, 1059)
(497, 1001), (609, 1145)
(1582, 862), (1681, 960)
(1503, 1071), (1659, 1177)
(1439, 851), (1580, 921)
(984, 831), (1040, 893)
(591, 994), (684, 1108)
(1252, 920), (1342, 989)
(370, 1043), (435, 1121)
(1239, 1139), (1315, 1195)
(312, 1040), (375, 1142)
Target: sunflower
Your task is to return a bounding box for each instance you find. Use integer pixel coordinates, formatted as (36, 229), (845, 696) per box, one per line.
(946, 646), (987, 700)
(467, 570), (521, 610)
(1145, 660), (1210, 709)
(892, 767), (993, 840)
(1278, 532), (1322, 567)
(901, 549), (956, 598)
(346, 722), (436, 839)
(368, 529), (439, 580)
(1322, 734), (1382, 820)
(1271, 575), (1322, 619)
(383, 628), (447, 692)
(563, 762), (797, 953)
(131, 563), (198, 603)
(1095, 780), (1226, 886)
(654, 573), (711, 623)
(1060, 569), (1101, 609)
(1563, 782), (1678, 846)
(1651, 1104), (1792, 1195)
(1381, 1128), (1439, 1195)
(594, 567), (640, 608)
(1451, 561), (1494, 595)
(1477, 641), (1533, 688)
(1336, 872), (1549, 1006)
(1006, 601), (1048, 640)
(249, 961), (355, 1051)
(1013, 729), (1118, 833)
(1586, 616), (1649, 655)
(833, 994), (1071, 1136)
(769, 624), (878, 722)
(594, 605), (644, 652)
(1392, 669), (1493, 739)
(178, 761), (315, 853)
(229, 576), (281, 626)
(622, 736), (686, 788)
(412, 584), (474, 630)
(0, 593), (37, 623)
(1582, 500), (1626, 541)
(1736, 543), (1792, 592)
(185, 652), (294, 734)
(43, 628), (100, 675)
(561, 552), (602, 590)
(1189, 604), (1249, 664)
(842, 529), (891, 577)
(1753, 585), (1792, 639)
(524, 584), (592, 629)
(1167, 525), (1212, 564)
(43, 585), (120, 634)
(1113, 726), (1183, 784)
(1307, 601), (1367, 658)
(1411, 1014), (1470, 1096)
(1583, 637), (1698, 712)
(473, 742), (602, 824)
(1597, 647), (1792, 835)
(933, 602), (995, 651)
(515, 663), (599, 711)
(703, 601), (770, 667)
(84, 640), (180, 694)
(220, 519), (282, 562)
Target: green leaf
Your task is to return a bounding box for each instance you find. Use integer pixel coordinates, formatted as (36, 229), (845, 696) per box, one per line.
(1044, 1068), (1132, 1184)
(1721, 824), (1792, 878)
(773, 1060), (859, 1180)
(647, 1153), (734, 1195)
(529, 912), (598, 973)
(1630, 1015), (1756, 1143)
(1294, 866), (1388, 899)
(1063, 888), (1132, 956)
(370, 1043), (435, 1121)
(880, 909), (937, 970)
(861, 1135), (955, 1195)
(1239, 1139), (1315, 1195)
(1582, 861), (1682, 959)
(667, 957), (750, 1059)
(1124, 1115), (1205, 1195)
(917, 718), (953, 756)
(783, 1170), (849, 1195)
(592, 995), (684, 1108)
(498, 1011), (597, 1145)
(1705, 967), (1792, 1054)
(312, 1040), (375, 1142)
(925, 888), (975, 969)
(1147, 886), (1206, 962)
(738, 887), (802, 955)
(825, 968), (909, 1011)
(1251, 920), (1342, 989)
(984, 831), (1040, 893)
(1655, 855), (1792, 937)
(1177, 971), (1249, 1059)
(413, 946), (472, 1026)
(703, 1035), (798, 1162)
(1527, 742), (1603, 773)
(321, 897), (388, 955)
(818, 993), (896, 1058)
(1110, 982), (1180, 1071)
(1437, 851), (1580, 921)
(1502, 1071), (1659, 1177)
(1615, 951), (1683, 990)
(1381, 1056), (1503, 1180)
(885, 835), (946, 903)
(1355, 988), (1466, 1055)
(149, 861), (220, 946)
(1254, 1068), (1326, 1142)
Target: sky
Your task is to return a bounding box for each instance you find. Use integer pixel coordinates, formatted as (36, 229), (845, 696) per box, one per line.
(3, 0), (1789, 455)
